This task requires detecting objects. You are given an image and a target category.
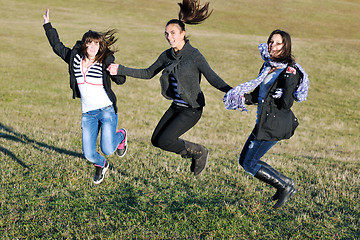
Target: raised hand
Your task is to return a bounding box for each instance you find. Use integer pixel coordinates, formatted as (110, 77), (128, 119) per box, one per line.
(43, 8), (50, 24)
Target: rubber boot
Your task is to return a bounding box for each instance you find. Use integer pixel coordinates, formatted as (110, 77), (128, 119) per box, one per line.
(257, 160), (295, 201)
(181, 140), (209, 176)
(254, 166), (296, 209)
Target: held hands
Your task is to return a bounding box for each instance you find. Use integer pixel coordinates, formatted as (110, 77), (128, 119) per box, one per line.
(107, 64), (119, 75)
(43, 8), (50, 24)
(223, 88), (248, 112)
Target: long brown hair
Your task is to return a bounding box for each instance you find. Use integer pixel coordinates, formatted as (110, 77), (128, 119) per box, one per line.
(80, 29), (118, 63)
(166, 0), (213, 32)
(267, 29), (295, 65)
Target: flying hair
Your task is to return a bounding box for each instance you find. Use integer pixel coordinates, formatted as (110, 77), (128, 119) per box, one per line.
(80, 29), (118, 63)
(178, 0), (213, 25)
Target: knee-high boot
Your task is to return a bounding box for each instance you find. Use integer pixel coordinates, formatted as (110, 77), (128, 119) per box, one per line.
(180, 140), (209, 176)
(257, 160), (295, 201)
(254, 166), (296, 209)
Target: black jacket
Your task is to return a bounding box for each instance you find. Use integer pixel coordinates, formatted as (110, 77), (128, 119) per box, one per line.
(116, 41), (232, 108)
(245, 65), (301, 141)
(43, 23), (126, 113)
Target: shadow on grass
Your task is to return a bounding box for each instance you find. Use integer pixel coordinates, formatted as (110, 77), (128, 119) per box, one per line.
(105, 175), (243, 217)
(0, 122), (83, 169)
(0, 145), (30, 169)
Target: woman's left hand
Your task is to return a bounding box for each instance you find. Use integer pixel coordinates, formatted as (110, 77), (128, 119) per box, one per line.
(107, 63), (119, 75)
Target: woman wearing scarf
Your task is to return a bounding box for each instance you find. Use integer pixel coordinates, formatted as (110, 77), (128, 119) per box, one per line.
(108, 0), (232, 176)
(223, 30), (309, 209)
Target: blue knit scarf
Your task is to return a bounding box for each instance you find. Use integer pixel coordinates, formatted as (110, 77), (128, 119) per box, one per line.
(223, 43), (309, 112)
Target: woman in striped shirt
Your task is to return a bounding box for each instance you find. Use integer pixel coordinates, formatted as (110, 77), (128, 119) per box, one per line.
(43, 9), (127, 184)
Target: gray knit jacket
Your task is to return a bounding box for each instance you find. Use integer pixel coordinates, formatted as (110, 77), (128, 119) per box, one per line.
(117, 41), (232, 108)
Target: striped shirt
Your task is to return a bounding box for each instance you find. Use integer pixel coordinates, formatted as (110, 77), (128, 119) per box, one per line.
(73, 54), (112, 113)
(169, 74), (189, 107)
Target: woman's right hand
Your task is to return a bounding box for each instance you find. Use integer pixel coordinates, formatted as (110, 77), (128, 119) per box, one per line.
(43, 8), (50, 24)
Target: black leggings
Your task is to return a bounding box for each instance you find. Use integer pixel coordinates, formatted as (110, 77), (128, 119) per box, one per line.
(151, 103), (203, 154)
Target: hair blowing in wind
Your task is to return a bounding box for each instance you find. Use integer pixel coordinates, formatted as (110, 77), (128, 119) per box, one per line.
(80, 29), (118, 63)
(178, 0), (213, 24)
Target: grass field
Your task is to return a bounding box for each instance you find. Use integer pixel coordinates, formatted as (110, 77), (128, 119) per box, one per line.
(1, 0), (359, 239)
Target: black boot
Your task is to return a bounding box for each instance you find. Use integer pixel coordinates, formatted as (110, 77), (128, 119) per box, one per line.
(257, 160), (295, 201)
(179, 147), (195, 172)
(255, 166), (296, 209)
(181, 140), (209, 176)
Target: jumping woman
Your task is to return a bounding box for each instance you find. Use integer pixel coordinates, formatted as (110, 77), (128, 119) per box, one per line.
(43, 9), (128, 184)
(108, 0), (232, 176)
(224, 29), (309, 208)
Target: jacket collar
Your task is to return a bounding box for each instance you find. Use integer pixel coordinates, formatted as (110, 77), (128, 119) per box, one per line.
(170, 40), (194, 60)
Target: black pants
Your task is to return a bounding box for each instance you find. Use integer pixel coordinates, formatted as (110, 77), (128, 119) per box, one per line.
(151, 103), (203, 154)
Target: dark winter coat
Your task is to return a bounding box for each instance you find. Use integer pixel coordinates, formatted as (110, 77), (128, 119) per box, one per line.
(245, 65), (301, 141)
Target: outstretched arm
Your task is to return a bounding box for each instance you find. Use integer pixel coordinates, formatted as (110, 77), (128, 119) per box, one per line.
(43, 8), (71, 64)
(107, 62), (164, 80)
(196, 52), (232, 92)
(107, 52), (167, 80)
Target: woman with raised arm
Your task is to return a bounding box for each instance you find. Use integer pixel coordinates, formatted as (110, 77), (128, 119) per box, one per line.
(108, 0), (232, 176)
(224, 29), (309, 208)
(43, 9), (128, 184)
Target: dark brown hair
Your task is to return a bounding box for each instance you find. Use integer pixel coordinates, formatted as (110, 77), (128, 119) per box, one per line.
(80, 29), (118, 63)
(166, 0), (213, 31)
(267, 29), (295, 65)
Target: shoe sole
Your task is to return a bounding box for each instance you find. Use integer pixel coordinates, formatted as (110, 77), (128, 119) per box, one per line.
(117, 147), (127, 158)
(271, 178), (295, 201)
(93, 176), (104, 185)
(93, 163), (110, 184)
(272, 187), (297, 209)
(194, 150), (209, 176)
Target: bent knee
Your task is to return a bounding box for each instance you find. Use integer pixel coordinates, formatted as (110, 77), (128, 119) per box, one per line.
(102, 148), (114, 156)
(83, 152), (97, 162)
(152, 138), (175, 151)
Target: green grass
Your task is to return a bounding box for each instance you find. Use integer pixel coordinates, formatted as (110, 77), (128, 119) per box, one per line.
(1, 0), (359, 239)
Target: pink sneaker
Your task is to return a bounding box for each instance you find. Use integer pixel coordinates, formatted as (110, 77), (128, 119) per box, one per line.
(93, 160), (109, 184)
(116, 128), (127, 157)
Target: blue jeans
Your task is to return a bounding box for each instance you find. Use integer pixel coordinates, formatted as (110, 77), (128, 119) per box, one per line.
(81, 105), (124, 167)
(239, 133), (278, 176)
